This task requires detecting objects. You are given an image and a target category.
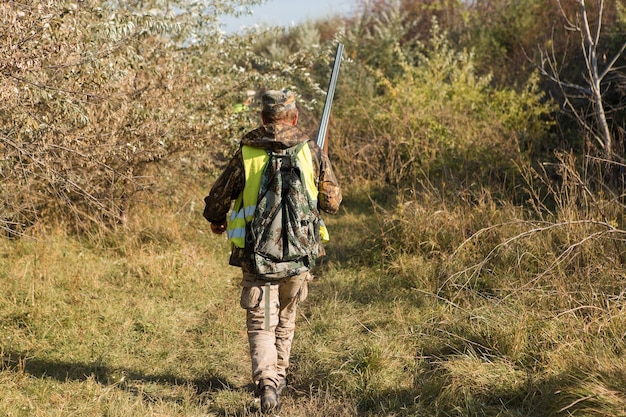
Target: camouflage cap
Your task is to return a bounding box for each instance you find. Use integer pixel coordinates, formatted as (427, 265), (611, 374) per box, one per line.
(262, 89), (296, 113)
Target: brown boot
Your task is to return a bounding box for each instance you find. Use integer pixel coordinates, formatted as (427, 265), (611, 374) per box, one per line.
(260, 384), (280, 413)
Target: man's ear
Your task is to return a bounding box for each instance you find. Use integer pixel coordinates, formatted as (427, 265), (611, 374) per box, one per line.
(290, 112), (299, 126)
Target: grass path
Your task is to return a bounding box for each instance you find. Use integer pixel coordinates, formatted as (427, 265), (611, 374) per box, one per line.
(0, 185), (386, 416)
(3, 183), (626, 416)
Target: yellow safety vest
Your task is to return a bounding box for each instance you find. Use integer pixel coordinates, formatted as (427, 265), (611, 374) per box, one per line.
(227, 143), (329, 248)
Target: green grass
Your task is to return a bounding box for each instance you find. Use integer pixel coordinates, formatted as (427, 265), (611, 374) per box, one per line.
(2, 179), (626, 416)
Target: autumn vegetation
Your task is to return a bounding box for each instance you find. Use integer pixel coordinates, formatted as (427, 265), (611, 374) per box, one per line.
(2, 0), (626, 416)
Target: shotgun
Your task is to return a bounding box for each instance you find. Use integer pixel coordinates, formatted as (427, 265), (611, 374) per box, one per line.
(315, 43), (344, 153)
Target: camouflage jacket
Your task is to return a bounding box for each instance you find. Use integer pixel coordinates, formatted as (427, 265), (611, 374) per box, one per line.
(203, 123), (342, 267)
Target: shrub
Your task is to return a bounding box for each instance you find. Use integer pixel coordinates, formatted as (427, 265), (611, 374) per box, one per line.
(333, 18), (555, 195)
(0, 0), (334, 235)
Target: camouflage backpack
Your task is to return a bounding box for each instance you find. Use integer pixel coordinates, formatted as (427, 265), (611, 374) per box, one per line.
(246, 141), (320, 280)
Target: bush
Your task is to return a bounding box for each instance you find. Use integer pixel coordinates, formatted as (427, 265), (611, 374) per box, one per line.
(333, 19), (555, 195)
(0, 0), (335, 235)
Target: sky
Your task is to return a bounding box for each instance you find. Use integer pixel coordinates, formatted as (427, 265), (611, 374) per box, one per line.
(221, 0), (357, 33)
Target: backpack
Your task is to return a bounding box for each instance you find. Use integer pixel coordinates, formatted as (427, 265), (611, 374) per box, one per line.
(245, 141), (320, 280)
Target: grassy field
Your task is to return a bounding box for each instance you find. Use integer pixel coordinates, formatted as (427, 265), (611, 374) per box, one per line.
(2, 174), (626, 416)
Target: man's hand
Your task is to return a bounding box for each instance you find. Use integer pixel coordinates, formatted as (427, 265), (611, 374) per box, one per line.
(211, 222), (227, 235)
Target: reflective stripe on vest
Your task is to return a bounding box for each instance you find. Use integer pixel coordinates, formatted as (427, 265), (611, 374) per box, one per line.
(227, 143), (329, 248)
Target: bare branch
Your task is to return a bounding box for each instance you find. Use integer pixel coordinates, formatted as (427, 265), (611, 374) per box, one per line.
(595, 0), (604, 46)
(536, 0), (616, 157)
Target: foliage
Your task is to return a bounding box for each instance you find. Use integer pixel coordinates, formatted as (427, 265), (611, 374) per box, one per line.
(333, 18), (555, 195)
(459, 0), (564, 85)
(352, 0), (469, 48)
(535, 0), (626, 160)
(358, 0), (626, 158)
(0, 1), (207, 232)
(0, 0), (333, 235)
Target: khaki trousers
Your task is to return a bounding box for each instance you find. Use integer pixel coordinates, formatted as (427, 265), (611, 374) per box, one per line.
(240, 269), (309, 389)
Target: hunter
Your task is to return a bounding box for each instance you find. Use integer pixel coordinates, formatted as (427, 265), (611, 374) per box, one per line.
(203, 89), (342, 412)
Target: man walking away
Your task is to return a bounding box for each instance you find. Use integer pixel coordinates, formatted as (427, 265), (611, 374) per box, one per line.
(203, 89), (342, 413)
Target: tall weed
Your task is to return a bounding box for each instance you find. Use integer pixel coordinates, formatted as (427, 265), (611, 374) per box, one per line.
(366, 144), (626, 415)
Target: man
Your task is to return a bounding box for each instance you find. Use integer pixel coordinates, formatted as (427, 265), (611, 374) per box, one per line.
(203, 89), (342, 413)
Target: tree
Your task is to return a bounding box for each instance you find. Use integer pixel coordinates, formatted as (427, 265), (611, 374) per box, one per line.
(537, 0), (626, 160)
(0, 0), (335, 236)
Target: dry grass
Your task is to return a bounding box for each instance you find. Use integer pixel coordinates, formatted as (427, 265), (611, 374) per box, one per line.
(2, 171), (626, 416)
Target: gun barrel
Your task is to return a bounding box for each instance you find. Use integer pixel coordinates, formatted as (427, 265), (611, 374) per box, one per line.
(316, 43), (344, 151)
